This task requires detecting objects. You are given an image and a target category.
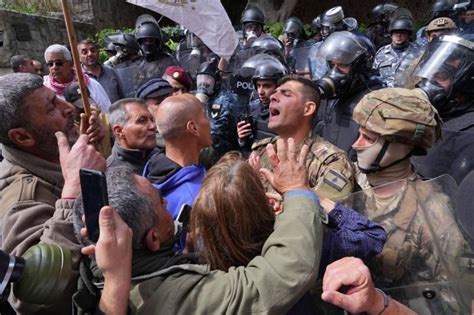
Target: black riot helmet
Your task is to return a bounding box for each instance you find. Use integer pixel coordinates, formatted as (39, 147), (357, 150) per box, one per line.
(241, 6), (265, 26)
(250, 54), (288, 84)
(135, 22), (164, 59)
(414, 34), (474, 113)
(114, 33), (141, 55)
(316, 31), (373, 98)
(196, 59), (220, 98)
(371, 3), (400, 24)
(388, 16), (415, 33)
(250, 36), (286, 64)
(283, 16), (305, 41)
(431, 0), (457, 19)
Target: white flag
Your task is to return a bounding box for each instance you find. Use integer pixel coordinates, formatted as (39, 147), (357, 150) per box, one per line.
(127, 0), (239, 60)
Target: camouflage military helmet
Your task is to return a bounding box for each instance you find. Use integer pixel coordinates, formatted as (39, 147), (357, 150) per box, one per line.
(426, 17), (457, 32)
(353, 88), (442, 151)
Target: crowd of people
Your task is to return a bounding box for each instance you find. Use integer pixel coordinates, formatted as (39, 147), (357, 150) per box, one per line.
(0, 1), (473, 314)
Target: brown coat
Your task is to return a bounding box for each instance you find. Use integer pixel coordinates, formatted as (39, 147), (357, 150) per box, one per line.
(0, 144), (81, 315)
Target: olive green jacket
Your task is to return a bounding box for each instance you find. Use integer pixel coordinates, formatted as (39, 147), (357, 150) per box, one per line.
(0, 144), (81, 315)
(125, 191), (323, 314)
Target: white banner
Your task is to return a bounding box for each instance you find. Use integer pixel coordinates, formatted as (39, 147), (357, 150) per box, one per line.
(127, 0), (239, 60)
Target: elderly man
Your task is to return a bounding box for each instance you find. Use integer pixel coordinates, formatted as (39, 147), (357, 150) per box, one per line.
(107, 98), (159, 174)
(43, 44), (111, 112)
(143, 94), (210, 247)
(0, 73), (105, 314)
(78, 39), (123, 103)
(251, 76), (354, 201)
(10, 54), (35, 74)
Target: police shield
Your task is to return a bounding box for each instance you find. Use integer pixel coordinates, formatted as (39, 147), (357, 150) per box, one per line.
(308, 41), (329, 80)
(412, 129), (474, 184)
(343, 175), (473, 314)
(115, 57), (176, 98)
(114, 64), (139, 98)
(176, 46), (206, 80)
(288, 43), (312, 76)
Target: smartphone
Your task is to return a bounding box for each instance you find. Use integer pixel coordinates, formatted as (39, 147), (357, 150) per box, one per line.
(176, 204), (192, 232)
(79, 168), (109, 243)
(240, 114), (254, 127)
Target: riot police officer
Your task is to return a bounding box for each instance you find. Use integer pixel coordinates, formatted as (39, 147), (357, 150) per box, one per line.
(320, 6), (358, 40)
(195, 60), (239, 167)
(105, 33), (142, 69)
(425, 17), (458, 43)
(373, 15), (421, 87)
(240, 6), (266, 49)
(310, 15), (323, 42)
(236, 54), (287, 156)
(411, 34), (474, 183)
(314, 31), (383, 161)
(281, 16), (312, 75)
(366, 2), (400, 50)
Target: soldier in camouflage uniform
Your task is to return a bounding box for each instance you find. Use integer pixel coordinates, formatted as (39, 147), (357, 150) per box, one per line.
(349, 87), (469, 314)
(373, 16), (422, 88)
(250, 76), (354, 201)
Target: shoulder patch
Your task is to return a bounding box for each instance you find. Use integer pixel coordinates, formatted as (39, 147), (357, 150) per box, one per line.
(323, 169), (349, 192)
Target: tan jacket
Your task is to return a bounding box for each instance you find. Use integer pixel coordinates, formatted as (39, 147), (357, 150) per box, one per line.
(0, 144), (81, 315)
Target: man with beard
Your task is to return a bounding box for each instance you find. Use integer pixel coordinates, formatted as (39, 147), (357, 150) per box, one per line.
(0, 73), (106, 314)
(78, 39), (123, 103)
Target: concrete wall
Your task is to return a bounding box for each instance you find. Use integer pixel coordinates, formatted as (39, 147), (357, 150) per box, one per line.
(0, 9), (95, 68)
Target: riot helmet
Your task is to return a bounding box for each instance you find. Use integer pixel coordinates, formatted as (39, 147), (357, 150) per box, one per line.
(241, 6), (265, 40)
(196, 60), (220, 102)
(371, 3), (400, 24)
(315, 31), (373, 98)
(388, 16), (415, 33)
(135, 21), (164, 59)
(431, 0), (457, 20)
(311, 15), (322, 33)
(250, 36), (286, 64)
(425, 17), (458, 42)
(414, 34), (474, 113)
(353, 88), (442, 173)
(283, 16), (305, 42)
(250, 54), (288, 84)
(105, 42), (117, 56)
(321, 6), (345, 39)
(114, 33), (141, 55)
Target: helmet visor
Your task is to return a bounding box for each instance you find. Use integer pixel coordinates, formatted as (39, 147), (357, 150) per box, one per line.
(317, 31), (366, 64)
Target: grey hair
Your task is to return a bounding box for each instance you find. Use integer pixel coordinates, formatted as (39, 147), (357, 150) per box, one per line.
(10, 55), (30, 72)
(72, 166), (159, 249)
(0, 73), (43, 146)
(108, 98), (147, 138)
(44, 44), (72, 61)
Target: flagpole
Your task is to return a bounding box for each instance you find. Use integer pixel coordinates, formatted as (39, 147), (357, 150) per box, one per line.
(60, 0), (91, 117)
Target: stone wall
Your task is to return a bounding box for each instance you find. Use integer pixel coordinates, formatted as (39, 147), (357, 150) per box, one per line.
(0, 9), (95, 68)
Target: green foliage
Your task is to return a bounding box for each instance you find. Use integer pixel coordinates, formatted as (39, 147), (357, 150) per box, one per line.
(0, 0), (61, 15)
(264, 22), (284, 38)
(358, 22), (367, 33)
(166, 39), (178, 53)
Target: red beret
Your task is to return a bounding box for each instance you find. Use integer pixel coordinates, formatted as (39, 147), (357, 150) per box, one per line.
(164, 66), (193, 90)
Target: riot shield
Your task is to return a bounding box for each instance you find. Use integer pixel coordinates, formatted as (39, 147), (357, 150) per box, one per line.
(176, 47), (204, 80)
(308, 41), (329, 80)
(115, 57), (176, 98)
(412, 129), (474, 184)
(344, 175), (473, 314)
(114, 64), (139, 98)
(288, 42), (312, 76)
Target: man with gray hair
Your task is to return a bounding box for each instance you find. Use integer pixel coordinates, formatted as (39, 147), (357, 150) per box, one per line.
(72, 165), (189, 314)
(0, 72), (105, 314)
(10, 54), (35, 74)
(143, 94), (211, 250)
(43, 44), (111, 112)
(106, 98), (159, 174)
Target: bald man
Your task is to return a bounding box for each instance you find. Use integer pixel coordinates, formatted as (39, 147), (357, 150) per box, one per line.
(142, 94), (211, 250)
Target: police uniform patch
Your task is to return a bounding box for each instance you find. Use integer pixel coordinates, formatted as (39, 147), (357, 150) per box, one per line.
(211, 103), (221, 119)
(323, 169), (349, 192)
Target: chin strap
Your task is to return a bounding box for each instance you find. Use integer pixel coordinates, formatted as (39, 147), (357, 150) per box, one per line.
(358, 141), (414, 174)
